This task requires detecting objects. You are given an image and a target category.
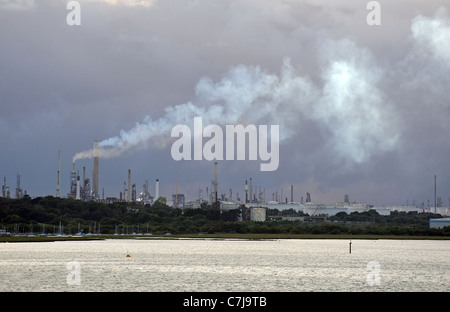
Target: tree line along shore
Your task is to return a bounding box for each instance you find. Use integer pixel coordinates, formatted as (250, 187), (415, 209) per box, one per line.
(1, 196), (449, 241)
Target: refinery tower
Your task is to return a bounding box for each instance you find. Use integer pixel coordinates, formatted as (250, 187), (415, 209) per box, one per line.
(92, 140), (99, 201)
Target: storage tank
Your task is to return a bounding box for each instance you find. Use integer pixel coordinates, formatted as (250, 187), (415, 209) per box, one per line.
(250, 207), (266, 222)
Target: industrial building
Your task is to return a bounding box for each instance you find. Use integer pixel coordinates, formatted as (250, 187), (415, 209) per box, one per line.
(65, 141), (161, 205)
(1, 173), (25, 199)
(137, 180), (153, 205)
(2, 177), (10, 198)
(220, 201), (240, 211)
(429, 218), (450, 229)
(172, 193), (185, 208)
(244, 201), (450, 217)
(198, 165), (450, 217)
(68, 162), (94, 202)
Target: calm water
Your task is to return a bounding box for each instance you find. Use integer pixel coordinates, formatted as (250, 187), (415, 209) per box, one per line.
(0, 238), (448, 292)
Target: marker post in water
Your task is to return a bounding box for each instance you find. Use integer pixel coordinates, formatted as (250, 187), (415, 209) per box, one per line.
(349, 236), (352, 253)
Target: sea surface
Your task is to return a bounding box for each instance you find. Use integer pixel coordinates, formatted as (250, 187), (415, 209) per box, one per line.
(0, 238), (448, 292)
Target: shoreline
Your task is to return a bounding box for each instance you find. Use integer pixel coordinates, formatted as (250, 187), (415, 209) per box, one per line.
(1, 233), (449, 242)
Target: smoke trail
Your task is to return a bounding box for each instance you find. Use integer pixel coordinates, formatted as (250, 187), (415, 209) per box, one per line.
(72, 61), (397, 164)
(72, 54), (397, 165)
(72, 58), (314, 162)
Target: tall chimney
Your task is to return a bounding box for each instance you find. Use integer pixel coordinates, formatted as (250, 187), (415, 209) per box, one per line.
(92, 140), (99, 200)
(175, 181), (178, 208)
(155, 179), (159, 201)
(127, 169), (131, 202)
(245, 180), (248, 203)
(15, 172), (22, 199)
(83, 166), (86, 191)
(56, 149), (61, 198)
(214, 162), (218, 206)
(70, 162), (76, 198)
(76, 172), (80, 200)
(434, 174), (437, 214)
(249, 178), (252, 204)
(2, 177), (5, 198)
(291, 185), (293, 203)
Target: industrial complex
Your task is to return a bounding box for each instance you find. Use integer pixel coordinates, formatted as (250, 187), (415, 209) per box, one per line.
(2, 140), (450, 221)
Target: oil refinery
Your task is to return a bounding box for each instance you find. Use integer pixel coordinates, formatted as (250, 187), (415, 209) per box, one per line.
(1, 140), (449, 219)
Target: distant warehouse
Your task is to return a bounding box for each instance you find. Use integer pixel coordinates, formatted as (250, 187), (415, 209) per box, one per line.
(429, 218), (450, 229)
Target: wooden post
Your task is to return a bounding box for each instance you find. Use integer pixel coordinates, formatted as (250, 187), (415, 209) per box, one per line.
(349, 236), (352, 253)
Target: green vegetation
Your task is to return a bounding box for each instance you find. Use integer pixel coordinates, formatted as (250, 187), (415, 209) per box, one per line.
(0, 196), (449, 239)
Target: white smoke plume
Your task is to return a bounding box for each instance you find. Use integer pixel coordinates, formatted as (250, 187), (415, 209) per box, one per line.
(72, 56), (395, 164)
(73, 9), (449, 167)
(411, 7), (450, 65)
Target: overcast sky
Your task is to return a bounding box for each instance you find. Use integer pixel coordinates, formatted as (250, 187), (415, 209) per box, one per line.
(1, 0), (450, 206)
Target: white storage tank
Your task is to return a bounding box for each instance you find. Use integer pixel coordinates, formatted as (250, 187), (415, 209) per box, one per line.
(250, 207), (266, 222)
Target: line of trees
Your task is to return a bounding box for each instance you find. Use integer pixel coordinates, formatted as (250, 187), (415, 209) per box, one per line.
(0, 196), (449, 236)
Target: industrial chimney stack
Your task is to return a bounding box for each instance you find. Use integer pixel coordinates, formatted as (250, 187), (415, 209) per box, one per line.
(214, 162), (218, 206)
(245, 180), (248, 203)
(56, 149), (61, 198)
(291, 185), (293, 203)
(127, 169), (131, 202)
(249, 178), (252, 204)
(92, 140), (99, 201)
(155, 179), (160, 202)
(76, 172), (80, 200)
